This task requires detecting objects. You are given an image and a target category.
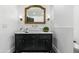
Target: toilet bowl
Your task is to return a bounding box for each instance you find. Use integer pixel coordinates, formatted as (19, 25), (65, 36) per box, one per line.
(73, 41), (79, 53)
(74, 43), (79, 49)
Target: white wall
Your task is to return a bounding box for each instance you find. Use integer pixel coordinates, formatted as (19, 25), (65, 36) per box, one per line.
(54, 5), (73, 53)
(73, 6), (79, 44)
(0, 5), (19, 53)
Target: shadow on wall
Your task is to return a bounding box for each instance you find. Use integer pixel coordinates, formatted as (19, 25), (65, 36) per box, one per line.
(9, 34), (15, 53)
(52, 31), (58, 52)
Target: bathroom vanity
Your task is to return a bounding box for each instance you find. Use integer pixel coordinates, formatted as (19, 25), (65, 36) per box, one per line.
(14, 32), (56, 53)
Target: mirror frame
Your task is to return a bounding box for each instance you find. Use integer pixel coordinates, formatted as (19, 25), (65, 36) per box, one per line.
(25, 5), (46, 24)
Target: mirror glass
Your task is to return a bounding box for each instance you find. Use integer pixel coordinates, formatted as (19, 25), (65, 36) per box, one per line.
(25, 5), (46, 24)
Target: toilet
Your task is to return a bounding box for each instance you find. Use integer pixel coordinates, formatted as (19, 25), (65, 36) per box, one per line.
(73, 41), (79, 53)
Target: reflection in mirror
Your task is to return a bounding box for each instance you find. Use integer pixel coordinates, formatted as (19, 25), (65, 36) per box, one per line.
(25, 5), (46, 24)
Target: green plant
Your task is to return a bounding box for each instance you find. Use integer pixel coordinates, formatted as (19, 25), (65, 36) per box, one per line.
(43, 26), (49, 32)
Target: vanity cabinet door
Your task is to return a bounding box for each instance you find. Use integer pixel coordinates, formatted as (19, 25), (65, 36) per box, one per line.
(22, 34), (39, 50)
(39, 34), (52, 50)
(23, 35), (34, 48)
(15, 34), (24, 52)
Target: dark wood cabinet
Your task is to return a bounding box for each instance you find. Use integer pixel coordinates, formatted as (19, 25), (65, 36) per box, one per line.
(15, 33), (55, 53)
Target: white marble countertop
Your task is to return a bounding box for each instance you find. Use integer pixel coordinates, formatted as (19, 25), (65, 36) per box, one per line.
(15, 32), (53, 34)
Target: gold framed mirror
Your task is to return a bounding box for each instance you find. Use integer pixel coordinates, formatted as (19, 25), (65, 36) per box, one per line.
(25, 5), (46, 24)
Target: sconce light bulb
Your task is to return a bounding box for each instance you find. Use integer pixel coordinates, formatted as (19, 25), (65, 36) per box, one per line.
(19, 15), (22, 18)
(48, 15), (50, 18)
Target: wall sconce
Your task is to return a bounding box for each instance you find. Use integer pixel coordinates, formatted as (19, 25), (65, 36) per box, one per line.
(47, 15), (50, 21)
(19, 16), (23, 21)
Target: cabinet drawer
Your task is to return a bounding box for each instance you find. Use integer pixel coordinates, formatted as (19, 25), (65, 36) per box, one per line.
(39, 34), (52, 40)
(24, 34), (39, 40)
